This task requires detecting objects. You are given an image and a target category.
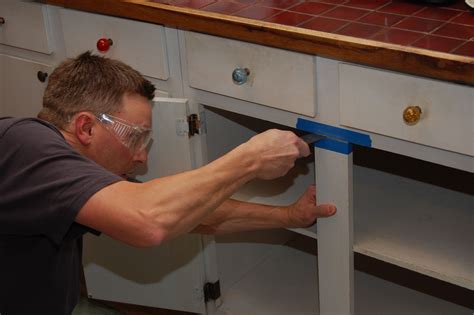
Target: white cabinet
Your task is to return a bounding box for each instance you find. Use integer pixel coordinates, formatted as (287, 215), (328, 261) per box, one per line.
(60, 9), (170, 81)
(0, 1), (53, 54)
(38, 8), (472, 315)
(0, 2), (63, 118)
(0, 54), (51, 117)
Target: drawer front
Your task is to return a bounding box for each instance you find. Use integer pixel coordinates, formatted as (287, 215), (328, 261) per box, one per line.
(0, 1), (52, 53)
(339, 64), (473, 156)
(185, 32), (316, 116)
(0, 54), (52, 117)
(60, 9), (169, 80)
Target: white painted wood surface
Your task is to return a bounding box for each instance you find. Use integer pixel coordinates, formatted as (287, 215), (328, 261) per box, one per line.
(215, 234), (471, 315)
(204, 106), (318, 237)
(353, 166), (474, 290)
(0, 1), (53, 54)
(60, 9), (169, 80)
(84, 98), (207, 314)
(316, 148), (354, 315)
(0, 54), (51, 117)
(339, 63), (474, 156)
(185, 32), (316, 117)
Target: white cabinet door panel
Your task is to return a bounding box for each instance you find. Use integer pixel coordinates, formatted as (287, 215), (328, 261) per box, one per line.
(83, 98), (206, 314)
(0, 54), (51, 117)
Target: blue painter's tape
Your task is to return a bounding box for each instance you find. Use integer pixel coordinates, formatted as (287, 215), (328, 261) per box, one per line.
(297, 118), (371, 147)
(315, 138), (353, 155)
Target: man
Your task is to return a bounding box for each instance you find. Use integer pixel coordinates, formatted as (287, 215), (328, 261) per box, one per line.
(0, 52), (336, 315)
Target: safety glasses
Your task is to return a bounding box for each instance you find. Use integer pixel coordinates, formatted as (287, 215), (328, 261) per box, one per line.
(95, 113), (152, 153)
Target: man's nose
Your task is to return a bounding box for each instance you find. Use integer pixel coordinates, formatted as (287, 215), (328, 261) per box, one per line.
(133, 148), (148, 164)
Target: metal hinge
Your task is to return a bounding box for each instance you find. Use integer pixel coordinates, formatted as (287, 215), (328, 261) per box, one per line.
(176, 114), (201, 137)
(204, 281), (221, 302)
(188, 113), (200, 137)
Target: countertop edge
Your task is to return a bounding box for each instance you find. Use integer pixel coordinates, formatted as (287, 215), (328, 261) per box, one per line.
(43, 0), (474, 86)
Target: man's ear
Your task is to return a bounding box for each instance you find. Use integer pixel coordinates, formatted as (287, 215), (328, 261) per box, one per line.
(74, 113), (96, 146)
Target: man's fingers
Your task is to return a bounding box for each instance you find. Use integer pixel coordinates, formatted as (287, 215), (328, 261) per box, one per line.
(316, 204), (337, 217)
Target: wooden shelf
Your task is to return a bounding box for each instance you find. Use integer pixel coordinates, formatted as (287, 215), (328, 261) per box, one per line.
(217, 234), (472, 315)
(353, 166), (473, 290)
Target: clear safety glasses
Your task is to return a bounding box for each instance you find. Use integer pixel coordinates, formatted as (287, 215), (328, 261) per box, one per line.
(95, 113), (152, 153)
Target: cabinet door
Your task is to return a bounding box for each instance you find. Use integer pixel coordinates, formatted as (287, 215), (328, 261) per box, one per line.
(83, 98), (207, 314)
(0, 54), (51, 117)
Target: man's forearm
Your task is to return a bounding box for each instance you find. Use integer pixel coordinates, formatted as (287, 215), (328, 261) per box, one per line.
(191, 198), (290, 235)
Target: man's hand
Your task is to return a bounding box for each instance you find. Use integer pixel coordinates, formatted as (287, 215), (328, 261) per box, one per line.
(286, 185), (336, 228)
(244, 129), (310, 180)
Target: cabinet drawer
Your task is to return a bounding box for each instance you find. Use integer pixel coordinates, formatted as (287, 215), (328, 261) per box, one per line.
(60, 9), (169, 80)
(0, 54), (52, 117)
(185, 32), (316, 117)
(0, 1), (52, 54)
(339, 64), (473, 156)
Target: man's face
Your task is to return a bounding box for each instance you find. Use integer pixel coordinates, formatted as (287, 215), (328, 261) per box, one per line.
(93, 93), (152, 178)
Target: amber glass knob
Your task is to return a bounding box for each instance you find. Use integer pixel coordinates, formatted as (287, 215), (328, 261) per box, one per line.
(403, 106), (422, 125)
(0, 17), (5, 25)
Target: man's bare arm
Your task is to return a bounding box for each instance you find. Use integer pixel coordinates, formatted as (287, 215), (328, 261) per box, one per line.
(192, 185), (336, 235)
(75, 130), (310, 247)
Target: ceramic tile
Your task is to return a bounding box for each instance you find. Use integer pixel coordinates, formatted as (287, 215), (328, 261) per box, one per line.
(173, 0), (216, 9)
(441, 1), (471, 11)
(259, 0), (302, 9)
(265, 10), (313, 26)
(235, 5), (282, 19)
(358, 11), (404, 27)
(322, 6), (369, 20)
(290, 2), (335, 15)
(452, 40), (474, 57)
(312, 0), (347, 4)
(372, 28), (424, 45)
(393, 17), (444, 33)
(451, 12), (474, 26)
(336, 22), (384, 38)
(414, 7), (461, 21)
(433, 23), (474, 40)
(344, 0), (390, 10)
(411, 35), (464, 53)
(300, 16), (349, 32)
(378, 2), (424, 16)
(202, 1), (250, 14)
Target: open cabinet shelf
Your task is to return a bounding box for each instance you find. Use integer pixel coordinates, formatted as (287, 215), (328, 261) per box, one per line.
(353, 166), (473, 290)
(215, 232), (471, 315)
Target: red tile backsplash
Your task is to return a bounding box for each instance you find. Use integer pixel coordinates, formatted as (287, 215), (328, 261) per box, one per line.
(160, 0), (474, 58)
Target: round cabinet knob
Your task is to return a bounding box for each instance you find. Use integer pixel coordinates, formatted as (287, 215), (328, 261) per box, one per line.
(403, 106), (422, 125)
(0, 17), (5, 25)
(37, 71), (48, 83)
(232, 68), (250, 85)
(96, 38), (113, 53)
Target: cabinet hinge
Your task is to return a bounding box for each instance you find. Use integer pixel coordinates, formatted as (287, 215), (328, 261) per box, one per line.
(204, 281), (221, 302)
(188, 114), (200, 137)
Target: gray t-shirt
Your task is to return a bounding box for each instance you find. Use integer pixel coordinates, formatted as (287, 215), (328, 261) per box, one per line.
(0, 117), (122, 315)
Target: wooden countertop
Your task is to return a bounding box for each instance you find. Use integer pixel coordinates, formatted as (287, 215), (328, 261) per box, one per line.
(44, 0), (474, 86)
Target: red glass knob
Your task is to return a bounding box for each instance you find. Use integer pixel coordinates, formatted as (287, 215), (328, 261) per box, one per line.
(96, 38), (113, 53)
